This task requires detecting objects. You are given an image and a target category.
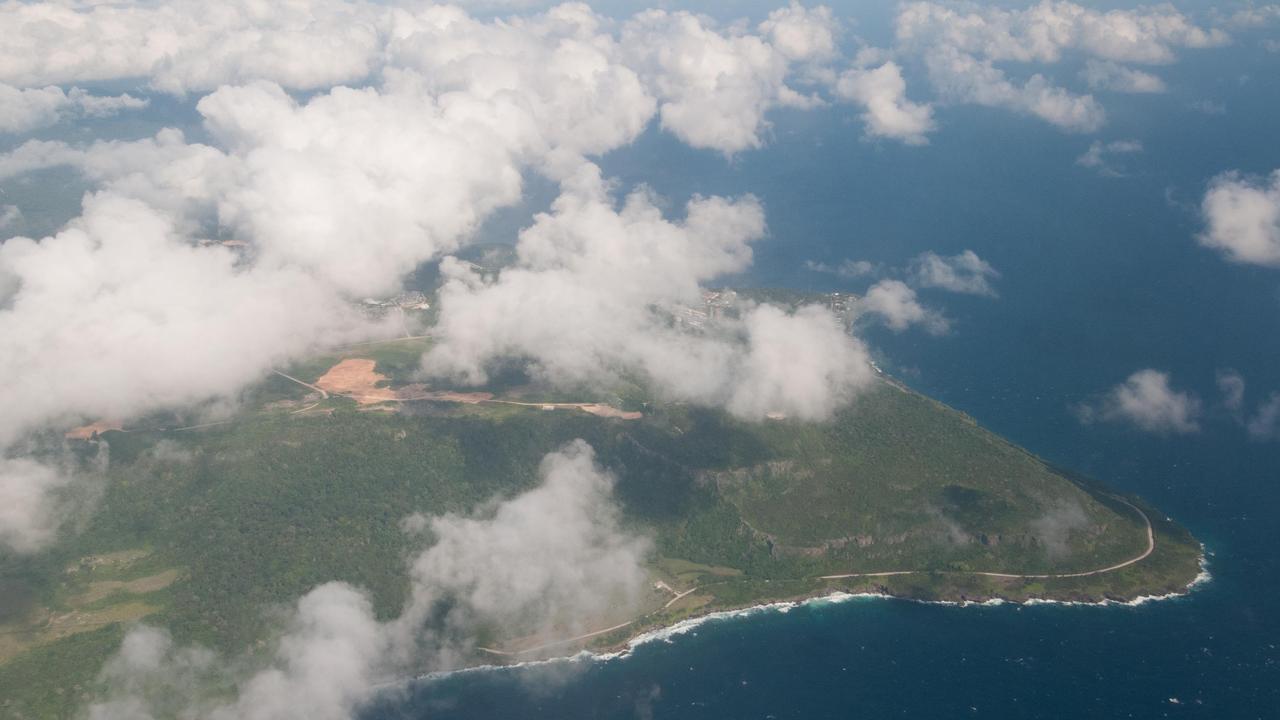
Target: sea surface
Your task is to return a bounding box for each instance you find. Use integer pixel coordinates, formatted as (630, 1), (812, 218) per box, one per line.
(364, 30), (1280, 720)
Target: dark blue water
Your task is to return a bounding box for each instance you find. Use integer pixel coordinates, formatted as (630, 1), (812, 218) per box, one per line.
(367, 34), (1280, 720)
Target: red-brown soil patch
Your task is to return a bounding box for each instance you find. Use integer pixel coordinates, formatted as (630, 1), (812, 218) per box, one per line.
(65, 420), (123, 440)
(315, 359), (399, 404)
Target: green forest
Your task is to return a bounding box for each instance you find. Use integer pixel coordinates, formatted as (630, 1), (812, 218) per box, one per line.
(0, 356), (1202, 718)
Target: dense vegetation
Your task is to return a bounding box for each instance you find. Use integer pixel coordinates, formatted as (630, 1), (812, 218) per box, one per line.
(0, 351), (1202, 718)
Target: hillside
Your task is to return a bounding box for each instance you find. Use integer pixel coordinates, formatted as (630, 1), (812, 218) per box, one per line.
(0, 341), (1203, 717)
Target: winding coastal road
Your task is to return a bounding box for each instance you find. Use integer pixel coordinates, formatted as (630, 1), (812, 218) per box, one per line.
(480, 496), (1158, 658)
(476, 620), (636, 657)
(268, 363), (1158, 658)
(819, 495), (1156, 581)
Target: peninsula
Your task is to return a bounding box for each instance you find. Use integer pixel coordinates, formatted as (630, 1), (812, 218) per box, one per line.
(0, 321), (1203, 718)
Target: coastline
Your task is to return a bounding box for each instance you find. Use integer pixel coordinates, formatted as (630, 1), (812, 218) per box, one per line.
(397, 547), (1211, 690)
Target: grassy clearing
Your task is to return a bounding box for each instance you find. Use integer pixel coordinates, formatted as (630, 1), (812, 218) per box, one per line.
(0, 550), (177, 667)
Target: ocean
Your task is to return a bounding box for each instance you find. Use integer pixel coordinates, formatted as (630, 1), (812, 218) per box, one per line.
(364, 31), (1280, 720)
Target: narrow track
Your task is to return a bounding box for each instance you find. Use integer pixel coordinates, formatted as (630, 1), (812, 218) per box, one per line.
(481, 497), (1157, 657)
(818, 495), (1154, 581)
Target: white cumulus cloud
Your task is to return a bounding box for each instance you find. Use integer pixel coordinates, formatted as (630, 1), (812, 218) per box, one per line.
(620, 9), (826, 154)
(896, 1), (1228, 66)
(0, 457), (74, 554)
(1199, 169), (1280, 267)
(1075, 369), (1201, 435)
(0, 0), (388, 94)
(856, 279), (949, 334)
(0, 194), (368, 449)
(0, 83), (148, 134)
(924, 46), (1105, 133)
(835, 61), (935, 144)
(87, 441), (651, 718)
(908, 249), (1000, 297)
(759, 2), (841, 63)
(893, 1), (1226, 133)
(0, 2), (889, 552)
(424, 164), (874, 421)
(1081, 59), (1167, 93)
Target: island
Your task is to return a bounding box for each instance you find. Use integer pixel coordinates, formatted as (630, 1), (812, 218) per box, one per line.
(0, 293), (1204, 718)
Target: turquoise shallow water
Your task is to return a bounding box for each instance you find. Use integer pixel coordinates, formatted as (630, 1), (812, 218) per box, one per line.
(366, 39), (1280, 720)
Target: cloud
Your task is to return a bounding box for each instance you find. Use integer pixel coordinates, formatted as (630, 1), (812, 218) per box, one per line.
(758, 2), (841, 63)
(834, 61), (935, 144)
(896, 2), (1228, 66)
(894, 2), (1225, 132)
(908, 250), (1000, 297)
(1199, 169), (1280, 267)
(1215, 370), (1280, 441)
(1247, 394), (1280, 441)
(1081, 59), (1167, 93)
(88, 441), (651, 718)
(726, 303), (873, 420)
(395, 440), (651, 649)
(382, 3), (657, 171)
(0, 194), (369, 448)
(424, 164), (874, 421)
(1220, 5), (1280, 30)
(1075, 139), (1143, 176)
(1217, 369), (1247, 415)
(1075, 369), (1201, 435)
(0, 442), (108, 555)
(1190, 98), (1227, 115)
(87, 625), (220, 720)
(0, 3), (884, 553)
(0, 84), (148, 134)
(0, 204), (20, 231)
(0, 131), (241, 239)
(0, 456), (74, 554)
(193, 79), (535, 297)
(923, 46), (1105, 133)
(0, 0), (387, 94)
(805, 258), (877, 278)
(88, 582), (391, 720)
(1029, 500), (1088, 560)
(620, 8), (830, 154)
(855, 279), (949, 334)
(0, 2), (834, 157)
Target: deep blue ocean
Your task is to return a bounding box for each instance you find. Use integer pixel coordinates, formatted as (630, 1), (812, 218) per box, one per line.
(364, 20), (1280, 720)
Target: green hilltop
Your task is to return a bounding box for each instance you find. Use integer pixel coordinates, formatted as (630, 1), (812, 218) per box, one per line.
(0, 335), (1202, 718)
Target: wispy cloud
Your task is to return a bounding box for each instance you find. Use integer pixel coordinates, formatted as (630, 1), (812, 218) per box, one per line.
(855, 279), (949, 334)
(1076, 139), (1144, 177)
(1075, 369), (1201, 435)
(88, 441), (651, 719)
(908, 250), (1000, 297)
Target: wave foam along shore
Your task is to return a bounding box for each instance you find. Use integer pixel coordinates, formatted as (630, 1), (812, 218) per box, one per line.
(387, 560), (1214, 695)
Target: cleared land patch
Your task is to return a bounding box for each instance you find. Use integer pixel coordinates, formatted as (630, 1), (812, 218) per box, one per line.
(1, 550), (178, 666)
(0, 602), (159, 664)
(315, 358), (400, 404)
(68, 569), (181, 606)
(64, 420), (123, 440)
